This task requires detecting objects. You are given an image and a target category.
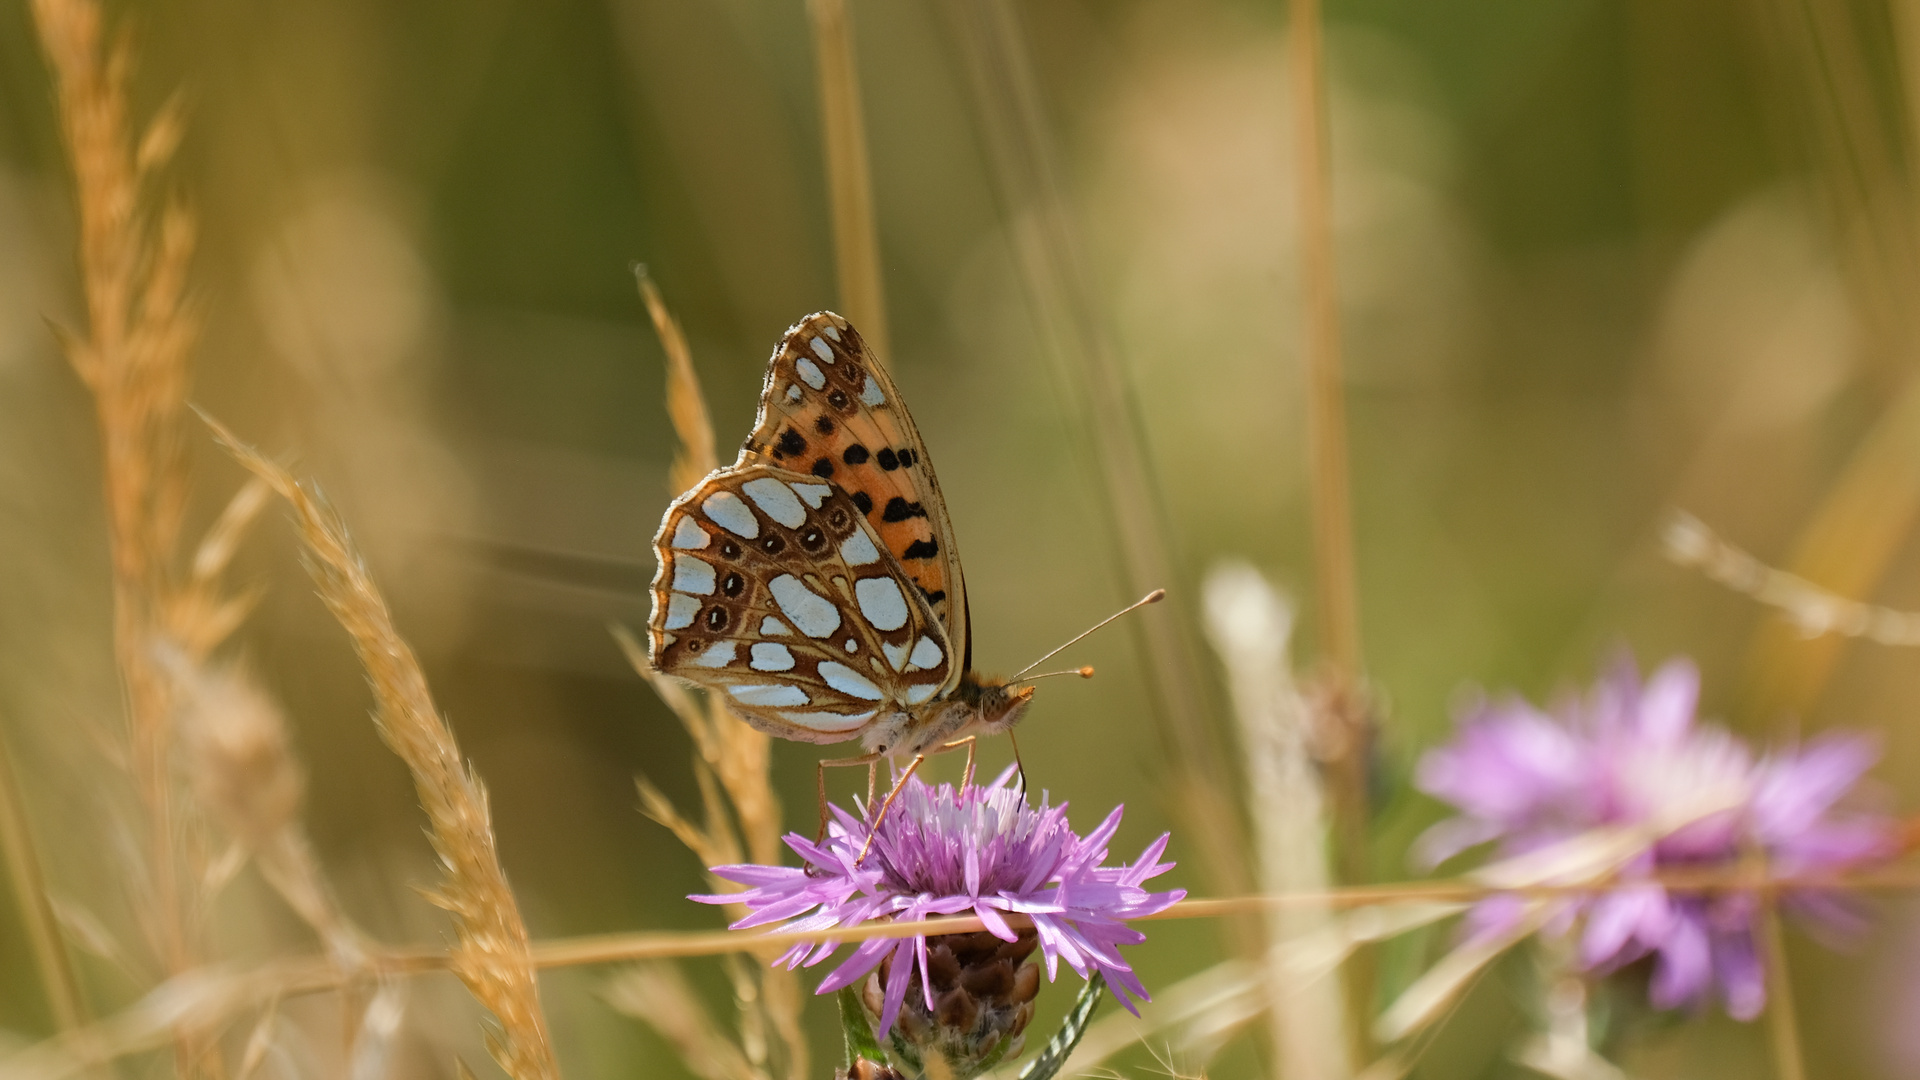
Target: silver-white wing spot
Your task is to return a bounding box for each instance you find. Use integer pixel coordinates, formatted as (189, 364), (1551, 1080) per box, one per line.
(843, 638), (859, 653)
(759, 616), (791, 636)
(909, 637), (943, 670)
(730, 684), (811, 707)
(703, 491), (759, 539)
(839, 531), (880, 566)
(779, 709), (874, 731)
(742, 477), (807, 527)
(664, 593), (699, 630)
(692, 641), (737, 668)
(672, 559), (715, 595)
(860, 377), (885, 407)
(854, 577), (909, 632)
(795, 356), (827, 389)
(882, 641), (910, 671)
(820, 322), (841, 341)
(810, 336), (834, 363)
(672, 518), (711, 549)
(750, 642), (796, 672)
(769, 574), (842, 638)
(904, 683), (939, 705)
(786, 384), (802, 402)
(817, 660), (884, 701)
(792, 482), (831, 508)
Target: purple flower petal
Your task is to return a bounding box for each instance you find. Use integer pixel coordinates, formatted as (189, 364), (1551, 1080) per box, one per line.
(1417, 654), (1892, 1022)
(695, 770), (1182, 1038)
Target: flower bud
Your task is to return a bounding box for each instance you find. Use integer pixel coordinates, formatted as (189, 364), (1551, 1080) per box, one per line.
(863, 929), (1042, 1074)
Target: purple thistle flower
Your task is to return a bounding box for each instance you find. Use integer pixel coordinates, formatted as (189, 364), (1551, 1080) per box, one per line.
(1416, 655), (1896, 1020)
(695, 766), (1184, 1038)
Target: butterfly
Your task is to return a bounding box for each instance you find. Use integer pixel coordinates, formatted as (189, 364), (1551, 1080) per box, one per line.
(646, 312), (1154, 782)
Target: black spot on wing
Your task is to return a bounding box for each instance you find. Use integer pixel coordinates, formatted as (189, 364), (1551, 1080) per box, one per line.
(901, 539), (939, 560)
(843, 444), (869, 465)
(881, 497), (927, 523)
(776, 428), (807, 457)
(877, 448), (899, 471)
(851, 491), (873, 514)
(916, 584), (947, 605)
(814, 415), (837, 436)
(897, 448), (918, 467)
(811, 458), (835, 478)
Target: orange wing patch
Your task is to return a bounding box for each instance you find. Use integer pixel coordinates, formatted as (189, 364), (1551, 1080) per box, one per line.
(738, 314), (967, 664)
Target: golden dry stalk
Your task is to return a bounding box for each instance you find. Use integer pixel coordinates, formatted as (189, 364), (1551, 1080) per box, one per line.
(205, 416), (561, 1080)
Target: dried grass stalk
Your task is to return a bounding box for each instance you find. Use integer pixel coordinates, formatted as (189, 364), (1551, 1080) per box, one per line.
(636, 267), (717, 493)
(936, 0), (1254, 933)
(603, 964), (761, 1080)
(31, 0), (203, 995)
(804, 0), (890, 357)
(625, 278), (806, 1080)
(1201, 564), (1351, 1080)
(202, 417), (560, 1080)
(0, 725), (88, 1033)
(1665, 510), (1920, 644)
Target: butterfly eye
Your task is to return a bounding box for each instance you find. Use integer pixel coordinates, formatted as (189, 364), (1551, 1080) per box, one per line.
(760, 534), (786, 555)
(722, 572), (745, 597)
(704, 607), (730, 631)
(800, 527), (826, 552)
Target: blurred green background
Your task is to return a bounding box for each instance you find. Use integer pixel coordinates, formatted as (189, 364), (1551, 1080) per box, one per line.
(2, 0), (1919, 1075)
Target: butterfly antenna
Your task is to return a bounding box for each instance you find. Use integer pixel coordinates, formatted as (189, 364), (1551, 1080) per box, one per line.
(1021, 666), (1096, 682)
(1010, 589), (1165, 682)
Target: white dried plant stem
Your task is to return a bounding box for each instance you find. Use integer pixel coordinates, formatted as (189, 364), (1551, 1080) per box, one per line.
(1664, 510), (1920, 644)
(1203, 562), (1353, 1080)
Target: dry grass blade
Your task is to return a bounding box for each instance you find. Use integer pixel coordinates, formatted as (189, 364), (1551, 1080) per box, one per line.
(636, 267), (718, 493)
(1373, 908), (1543, 1045)
(936, 0), (1254, 934)
(1759, 902), (1806, 1080)
(603, 964), (761, 1080)
(804, 0), (890, 357)
(999, 960), (1264, 1079)
(1665, 510), (1920, 644)
(200, 414), (560, 1079)
(0, 723), (88, 1033)
(31, 0), (207, 1018)
(1201, 563), (1350, 1079)
(629, 280), (805, 1080)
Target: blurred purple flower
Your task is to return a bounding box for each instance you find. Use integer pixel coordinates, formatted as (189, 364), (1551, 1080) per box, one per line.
(1417, 655), (1896, 1020)
(695, 767), (1184, 1037)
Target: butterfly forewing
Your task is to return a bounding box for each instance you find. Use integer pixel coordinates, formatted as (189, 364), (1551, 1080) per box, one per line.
(739, 313), (968, 673)
(648, 465), (955, 744)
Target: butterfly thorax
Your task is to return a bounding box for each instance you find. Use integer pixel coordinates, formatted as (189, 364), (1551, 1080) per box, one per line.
(863, 671), (1035, 760)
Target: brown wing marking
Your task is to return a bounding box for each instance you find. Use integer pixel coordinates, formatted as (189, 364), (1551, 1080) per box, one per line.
(647, 464), (954, 744)
(738, 312), (968, 694)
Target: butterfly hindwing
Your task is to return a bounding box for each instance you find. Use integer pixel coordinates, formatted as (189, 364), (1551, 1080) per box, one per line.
(648, 464), (955, 744)
(739, 313), (968, 679)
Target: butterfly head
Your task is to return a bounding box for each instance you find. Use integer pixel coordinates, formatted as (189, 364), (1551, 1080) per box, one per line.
(963, 673), (1038, 736)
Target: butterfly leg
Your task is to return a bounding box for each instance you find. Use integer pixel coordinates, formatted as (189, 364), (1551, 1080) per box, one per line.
(939, 735), (980, 788)
(816, 751), (884, 847)
(855, 754), (930, 866)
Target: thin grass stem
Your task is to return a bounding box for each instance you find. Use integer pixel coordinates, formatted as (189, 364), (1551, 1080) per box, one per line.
(1286, 0), (1373, 1058)
(805, 0), (890, 358)
(935, 0), (1255, 929)
(1760, 902), (1807, 1080)
(0, 723), (88, 1033)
